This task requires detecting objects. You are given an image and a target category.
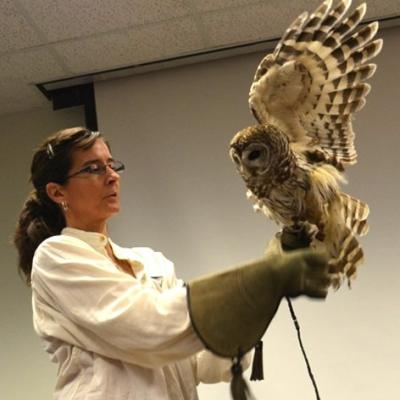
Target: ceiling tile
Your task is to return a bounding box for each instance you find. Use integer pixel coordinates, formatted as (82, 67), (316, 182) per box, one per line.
(51, 17), (204, 74)
(18, 0), (191, 42)
(0, 0), (44, 53)
(200, 3), (298, 47)
(0, 81), (49, 116)
(198, 0), (399, 50)
(0, 47), (67, 83)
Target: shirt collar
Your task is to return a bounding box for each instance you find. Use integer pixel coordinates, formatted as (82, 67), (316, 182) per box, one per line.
(61, 227), (146, 278)
(62, 227), (109, 254)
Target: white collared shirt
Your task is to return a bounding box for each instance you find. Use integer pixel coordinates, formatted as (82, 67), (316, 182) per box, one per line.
(31, 227), (234, 400)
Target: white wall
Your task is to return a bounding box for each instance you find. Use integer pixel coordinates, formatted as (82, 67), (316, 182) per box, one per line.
(0, 105), (85, 399)
(95, 26), (400, 400)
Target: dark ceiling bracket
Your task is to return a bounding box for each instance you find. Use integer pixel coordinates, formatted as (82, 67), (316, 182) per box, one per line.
(38, 83), (98, 131)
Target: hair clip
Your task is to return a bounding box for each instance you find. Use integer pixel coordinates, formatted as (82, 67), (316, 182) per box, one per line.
(46, 143), (55, 159)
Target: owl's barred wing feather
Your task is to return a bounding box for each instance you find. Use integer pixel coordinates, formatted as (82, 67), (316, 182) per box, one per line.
(249, 0), (382, 167)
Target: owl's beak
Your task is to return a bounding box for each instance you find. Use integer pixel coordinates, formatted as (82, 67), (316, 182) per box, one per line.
(230, 147), (252, 178)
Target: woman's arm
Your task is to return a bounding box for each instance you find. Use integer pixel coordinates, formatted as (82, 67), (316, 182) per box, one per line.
(32, 235), (204, 368)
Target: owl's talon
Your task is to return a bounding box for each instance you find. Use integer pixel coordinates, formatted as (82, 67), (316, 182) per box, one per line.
(281, 223), (313, 250)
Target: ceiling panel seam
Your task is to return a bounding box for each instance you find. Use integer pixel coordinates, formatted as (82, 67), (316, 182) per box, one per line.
(13, 0), (72, 75)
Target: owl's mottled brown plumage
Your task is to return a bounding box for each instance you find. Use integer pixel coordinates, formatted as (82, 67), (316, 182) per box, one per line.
(230, 0), (380, 287)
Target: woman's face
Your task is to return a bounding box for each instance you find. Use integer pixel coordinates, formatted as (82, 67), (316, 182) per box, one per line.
(60, 138), (121, 232)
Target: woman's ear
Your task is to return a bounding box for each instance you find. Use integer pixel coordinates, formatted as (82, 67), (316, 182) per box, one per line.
(45, 182), (66, 205)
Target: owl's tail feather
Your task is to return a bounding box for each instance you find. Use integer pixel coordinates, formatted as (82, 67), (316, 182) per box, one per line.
(324, 192), (369, 288)
(330, 225), (364, 288)
(339, 192), (369, 236)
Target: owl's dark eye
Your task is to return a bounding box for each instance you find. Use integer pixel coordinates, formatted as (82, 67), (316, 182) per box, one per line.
(242, 144), (269, 168)
(248, 150), (261, 161)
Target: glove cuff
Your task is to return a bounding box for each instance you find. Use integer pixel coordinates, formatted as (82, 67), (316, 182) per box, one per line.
(186, 258), (283, 358)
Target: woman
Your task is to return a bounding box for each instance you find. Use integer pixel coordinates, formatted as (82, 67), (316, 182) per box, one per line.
(14, 127), (331, 400)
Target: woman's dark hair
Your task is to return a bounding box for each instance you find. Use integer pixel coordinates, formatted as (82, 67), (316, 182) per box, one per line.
(14, 127), (103, 285)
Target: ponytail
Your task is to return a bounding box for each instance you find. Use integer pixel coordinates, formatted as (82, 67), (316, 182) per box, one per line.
(14, 190), (65, 285)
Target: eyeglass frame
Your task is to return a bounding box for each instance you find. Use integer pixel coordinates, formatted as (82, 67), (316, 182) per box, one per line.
(65, 160), (125, 180)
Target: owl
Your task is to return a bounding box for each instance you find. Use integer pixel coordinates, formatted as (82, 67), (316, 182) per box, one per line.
(229, 0), (382, 288)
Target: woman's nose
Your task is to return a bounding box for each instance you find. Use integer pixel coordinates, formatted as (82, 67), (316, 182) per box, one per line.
(105, 165), (120, 183)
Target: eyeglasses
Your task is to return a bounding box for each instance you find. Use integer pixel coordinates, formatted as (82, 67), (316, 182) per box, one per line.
(66, 160), (125, 179)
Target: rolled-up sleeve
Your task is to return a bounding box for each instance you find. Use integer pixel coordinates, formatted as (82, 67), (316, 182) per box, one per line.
(191, 350), (252, 384)
(32, 235), (204, 368)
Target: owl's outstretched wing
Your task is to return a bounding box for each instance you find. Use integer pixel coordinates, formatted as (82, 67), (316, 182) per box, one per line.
(249, 0), (382, 167)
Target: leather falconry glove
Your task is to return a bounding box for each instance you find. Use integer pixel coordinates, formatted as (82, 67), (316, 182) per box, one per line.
(186, 244), (331, 399)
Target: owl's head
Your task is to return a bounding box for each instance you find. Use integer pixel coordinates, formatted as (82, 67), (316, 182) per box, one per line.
(229, 124), (289, 181)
